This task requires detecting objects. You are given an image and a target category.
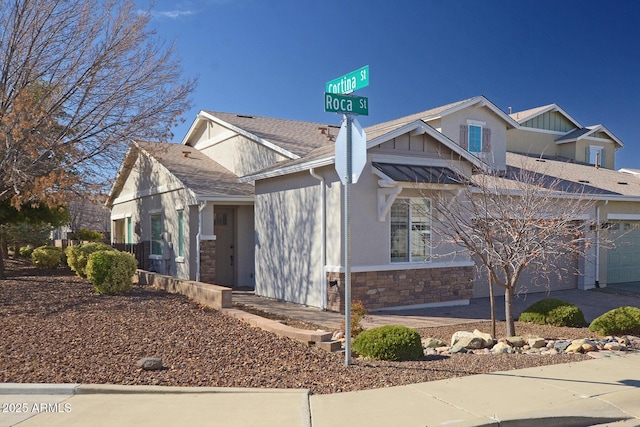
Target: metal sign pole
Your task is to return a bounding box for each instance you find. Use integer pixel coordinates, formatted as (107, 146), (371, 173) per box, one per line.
(344, 114), (352, 366)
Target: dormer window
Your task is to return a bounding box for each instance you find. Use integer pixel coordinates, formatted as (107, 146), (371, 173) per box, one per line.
(461, 120), (488, 154)
(468, 125), (482, 153)
(588, 145), (604, 167)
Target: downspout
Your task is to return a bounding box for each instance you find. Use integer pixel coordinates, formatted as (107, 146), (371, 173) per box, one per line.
(310, 168), (327, 310)
(594, 200), (608, 288)
(196, 200), (206, 282)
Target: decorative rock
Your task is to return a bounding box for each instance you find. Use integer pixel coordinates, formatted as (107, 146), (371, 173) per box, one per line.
(451, 331), (475, 347)
(451, 336), (485, 353)
(528, 337), (547, 349)
(565, 342), (583, 353)
(137, 357), (163, 370)
(604, 342), (622, 351)
(491, 342), (513, 354)
(422, 337), (445, 349)
(472, 329), (496, 347)
(554, 340), (571, 352)
(506, 336), (525, 348)
(582, 343), (597, 352)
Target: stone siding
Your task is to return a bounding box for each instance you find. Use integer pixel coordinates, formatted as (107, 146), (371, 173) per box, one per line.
(200, 239), (216, 284)
(327, 266), (474, 312)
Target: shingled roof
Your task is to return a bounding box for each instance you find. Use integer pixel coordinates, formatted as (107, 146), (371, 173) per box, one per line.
(203, 111), (338, 158)
(137, 141), (254, 199)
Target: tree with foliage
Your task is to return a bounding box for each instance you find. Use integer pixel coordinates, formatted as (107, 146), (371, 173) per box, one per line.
(431, 160), (595, 337)
(0, 0), (195, 276)
(0, 199), (69, 277)
(0, 0), (194, 204)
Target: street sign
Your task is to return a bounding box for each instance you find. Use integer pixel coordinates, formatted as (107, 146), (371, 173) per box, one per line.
(325, 65), (369, 94)
(324, 92), (369, 116)
(335, 117), (367, 184)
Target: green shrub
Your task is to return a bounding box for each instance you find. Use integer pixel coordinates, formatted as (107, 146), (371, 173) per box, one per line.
(518, 298), (587, 327)
(66, 242), (114, 277)
(86, 250), (137, 295)
(352, 325), (424, 361)
(19, 245), (34, 258)
(589, 306), (640, 336)
(77, 229), (103, 242)
(31, 246), (63, 269)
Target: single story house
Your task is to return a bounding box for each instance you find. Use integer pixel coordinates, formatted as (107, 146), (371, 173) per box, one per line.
(107, 96), (640, 312)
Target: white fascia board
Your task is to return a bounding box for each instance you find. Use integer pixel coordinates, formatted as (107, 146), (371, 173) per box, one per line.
(467, 96), (521, 129)
(106, 143), (138, 206)
(585, 124), (624, 148)
(199, 111), (300, 160)
(515, 126), (566, 136)
(238, 157), (334, 182)
(180, 111), (208, 146)
(195, 195), (255, 204)
(606, 213), (640, 221)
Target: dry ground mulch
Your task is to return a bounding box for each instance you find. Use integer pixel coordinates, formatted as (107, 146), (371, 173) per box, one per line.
(0, 259), (610, 395)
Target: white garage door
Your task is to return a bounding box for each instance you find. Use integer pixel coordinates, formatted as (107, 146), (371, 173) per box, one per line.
(607, 222), (640, 284)
(473, 252), (578, 298)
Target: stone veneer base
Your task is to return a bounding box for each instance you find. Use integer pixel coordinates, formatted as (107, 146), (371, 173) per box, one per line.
(326, 266), (474, 313)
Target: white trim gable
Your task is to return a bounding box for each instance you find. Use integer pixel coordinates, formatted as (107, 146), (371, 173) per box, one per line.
(182, 111), (300, 160)
(510, 104), (583, 129)
(431, 96), (520, 129)
(367, 120), (488, 172)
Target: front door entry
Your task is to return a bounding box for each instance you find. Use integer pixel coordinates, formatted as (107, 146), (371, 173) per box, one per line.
(214, 207), (235, 287)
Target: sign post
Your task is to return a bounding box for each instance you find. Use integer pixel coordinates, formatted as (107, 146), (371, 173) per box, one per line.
(324, 66), (369, 366)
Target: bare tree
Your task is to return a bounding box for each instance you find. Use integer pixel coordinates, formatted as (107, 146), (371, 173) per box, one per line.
(432, 160), (596, 337)
(0, 0), (195, 208)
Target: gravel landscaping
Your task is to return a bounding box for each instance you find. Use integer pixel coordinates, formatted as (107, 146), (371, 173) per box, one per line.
(1, 260), (631, 395)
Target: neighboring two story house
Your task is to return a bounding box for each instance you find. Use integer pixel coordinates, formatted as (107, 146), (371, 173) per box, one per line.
(107, 96), (640, 312)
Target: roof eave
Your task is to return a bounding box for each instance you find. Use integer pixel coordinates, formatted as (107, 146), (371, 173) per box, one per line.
(239, 157), (335, 182)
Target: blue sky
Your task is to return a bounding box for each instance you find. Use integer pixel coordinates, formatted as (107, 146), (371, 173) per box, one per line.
(138, 0), (640, 169)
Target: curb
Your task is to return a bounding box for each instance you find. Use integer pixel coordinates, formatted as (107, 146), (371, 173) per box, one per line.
(0, 383), (311, 396)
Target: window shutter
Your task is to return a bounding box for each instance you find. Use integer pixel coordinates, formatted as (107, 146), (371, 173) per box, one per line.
(482, 128), (491, 152)
(585, 146), (591, 164)
(600, 149), (605, 168)
(459, 125), (468, 149)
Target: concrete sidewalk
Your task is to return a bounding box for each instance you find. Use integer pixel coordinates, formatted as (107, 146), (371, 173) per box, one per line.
(2, 353), (639, 426)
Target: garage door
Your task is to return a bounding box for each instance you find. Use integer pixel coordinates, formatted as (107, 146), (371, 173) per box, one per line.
(607, 223), (640, 284)
(473, 252), (578, 298)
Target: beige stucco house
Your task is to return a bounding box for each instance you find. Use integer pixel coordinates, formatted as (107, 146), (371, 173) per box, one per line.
(107, 96), (640, 312)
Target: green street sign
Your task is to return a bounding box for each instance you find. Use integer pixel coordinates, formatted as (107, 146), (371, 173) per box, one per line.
(324, 92), (369, 116)
(325, 65), (369, 95)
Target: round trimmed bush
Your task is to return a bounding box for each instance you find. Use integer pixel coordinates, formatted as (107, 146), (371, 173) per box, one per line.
(518, 298), (586, 327)
(352, 325), (424, 361)
(589, 306), (640, 336)
(66, 242), (114, 277)
(31, 246), (63, 269)
(19, 245), (34, 258)
(86, 250), (137, 295)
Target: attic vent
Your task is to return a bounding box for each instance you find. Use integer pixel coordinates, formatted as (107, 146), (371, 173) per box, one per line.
(236, 114), (254, 119)
(618, 181), (629, 185)
(578, 179), (590, 183)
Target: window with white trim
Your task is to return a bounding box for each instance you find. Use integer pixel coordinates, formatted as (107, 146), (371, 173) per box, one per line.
(588, 145), (604, 167)
(177, 209), (184, 257)
(390, 198), (431, 262)
(468, 124), (482, 153)
(126, 216), (133, 244)
(151, 214), (162, 256)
